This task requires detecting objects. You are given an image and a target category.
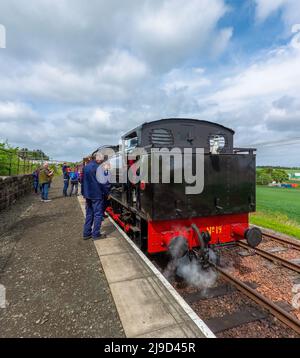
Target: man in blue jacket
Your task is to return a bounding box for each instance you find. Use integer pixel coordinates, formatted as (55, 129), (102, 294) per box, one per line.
(82, 153), (108, 240)
(62, 166), (70, 197)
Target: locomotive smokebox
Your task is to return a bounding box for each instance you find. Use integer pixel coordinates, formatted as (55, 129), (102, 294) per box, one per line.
(245, 227), (262, 248)
(168, 236), (189, 259)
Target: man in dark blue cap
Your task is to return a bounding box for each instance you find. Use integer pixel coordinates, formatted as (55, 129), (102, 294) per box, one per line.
(82, 152), (108, 241)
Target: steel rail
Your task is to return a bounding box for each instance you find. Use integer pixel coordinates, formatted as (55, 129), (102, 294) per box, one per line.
(262, 232), (300, 252)
(237, 241), (300, 274)
(214, 264), (300, 335)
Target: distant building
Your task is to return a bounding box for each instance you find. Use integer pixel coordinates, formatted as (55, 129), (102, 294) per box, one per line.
(290, 173), (300, 179)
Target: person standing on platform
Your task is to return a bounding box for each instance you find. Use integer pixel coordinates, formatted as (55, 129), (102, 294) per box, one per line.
(62, 165), (70, 197)
(32, 168), (40, 194)
(69, 168), (79, 196)
(39, 162), (54, 202)
(82, 153), (107, 241)
(62, 162), (68, 174)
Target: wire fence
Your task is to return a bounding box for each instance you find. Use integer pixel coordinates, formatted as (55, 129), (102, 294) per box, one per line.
(0, 147), (48, 176)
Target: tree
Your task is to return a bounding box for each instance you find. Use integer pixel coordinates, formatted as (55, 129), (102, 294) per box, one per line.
(271, 169), (289, 183)
(257, 170), (272, 185)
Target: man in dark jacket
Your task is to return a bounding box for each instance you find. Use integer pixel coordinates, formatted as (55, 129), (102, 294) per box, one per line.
(63, 166), (70, 197)
(82, 153), (107, 240)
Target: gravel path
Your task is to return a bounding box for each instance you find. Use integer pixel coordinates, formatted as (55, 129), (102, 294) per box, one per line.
(0, 177), (124, 337)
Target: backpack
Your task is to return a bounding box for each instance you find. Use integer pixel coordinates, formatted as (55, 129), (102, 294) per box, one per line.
(70, 172), (78, 182)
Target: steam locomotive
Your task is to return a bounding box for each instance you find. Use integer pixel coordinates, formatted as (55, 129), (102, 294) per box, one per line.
(92, 118), (262, 266)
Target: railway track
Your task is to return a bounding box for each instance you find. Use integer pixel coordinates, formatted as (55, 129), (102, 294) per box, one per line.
(152, 253), (300, 337)
(111, 214), (300, 337)
(213, 264), (300, 335)
(237, 241), (300, 274)
(262, 232), (300, 252)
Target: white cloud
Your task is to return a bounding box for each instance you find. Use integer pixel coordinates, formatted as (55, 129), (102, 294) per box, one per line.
(0, 0), (230, 70)
(0, 52), (149, 104)
(255, 0), (286, 21)
(255, 0), (300, 29)
(96, 50), (149, 85)
(0, 101), (38, 122)
(131, 0), (231, 68)
(210, 33), (300, 108)
(1, 0), (300, 165)
(162, 67), (211, 95)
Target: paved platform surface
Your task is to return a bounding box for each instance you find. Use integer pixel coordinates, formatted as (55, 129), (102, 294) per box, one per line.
(0, 177), (124, 337)
(0, 176), (212, 338)
(78, 198), (213, 338)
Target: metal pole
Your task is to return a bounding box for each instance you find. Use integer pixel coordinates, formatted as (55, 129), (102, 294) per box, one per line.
(9, 153), (12, 176)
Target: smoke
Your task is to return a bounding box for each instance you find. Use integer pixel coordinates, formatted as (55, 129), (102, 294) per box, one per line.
(163, 234), (218, 290)
(176, 254), (217, 290)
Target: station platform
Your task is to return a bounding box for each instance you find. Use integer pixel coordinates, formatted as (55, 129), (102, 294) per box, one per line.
(0, 177), (213, 338)
(78, 197), (214, 338)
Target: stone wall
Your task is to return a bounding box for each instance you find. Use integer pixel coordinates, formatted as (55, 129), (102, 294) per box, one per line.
(0, 175), (33, 211)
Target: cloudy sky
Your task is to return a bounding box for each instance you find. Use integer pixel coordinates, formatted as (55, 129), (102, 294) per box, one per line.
(0, 0), (300, 165)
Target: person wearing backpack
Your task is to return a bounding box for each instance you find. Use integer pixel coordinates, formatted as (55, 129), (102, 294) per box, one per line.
(69, 168), (79, 196)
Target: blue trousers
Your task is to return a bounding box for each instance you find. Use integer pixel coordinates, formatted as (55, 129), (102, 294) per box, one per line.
(33, 181), (39, 193)
(63, 179), (69, 196)
(83, 198), (103, 238)
(41, 183), (49, 200)
(69, 182), (78, 196)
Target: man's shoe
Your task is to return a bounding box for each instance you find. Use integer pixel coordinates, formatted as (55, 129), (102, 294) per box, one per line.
(44, 199), (52, 202)
(92, 233), (107, 241)
(83, 236), (92, 240)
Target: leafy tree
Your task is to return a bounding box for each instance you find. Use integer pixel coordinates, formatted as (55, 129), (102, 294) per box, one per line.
(257, 170), (272, 185)
(271, 169), (289, 183)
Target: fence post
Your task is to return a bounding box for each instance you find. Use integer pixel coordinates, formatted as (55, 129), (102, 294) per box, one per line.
(17, 155), (20, 175)
(8, 153), (12, 176)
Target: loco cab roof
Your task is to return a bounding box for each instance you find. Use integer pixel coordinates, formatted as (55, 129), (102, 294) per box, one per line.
(92, 144), (120, 156)
(122, 118), (235, 152)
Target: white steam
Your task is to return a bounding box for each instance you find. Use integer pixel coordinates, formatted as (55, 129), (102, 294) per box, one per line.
(176, 254), (217, 289)
(164, 234), (218, 290)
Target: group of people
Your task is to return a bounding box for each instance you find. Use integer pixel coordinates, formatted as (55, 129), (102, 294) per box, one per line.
(62, 164), (81, 197)
(32, 154), (111, 240)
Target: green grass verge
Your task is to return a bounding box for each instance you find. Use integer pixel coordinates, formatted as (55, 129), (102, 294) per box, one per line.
(250, 211), (300, 239)
(250, 185), (300, 239)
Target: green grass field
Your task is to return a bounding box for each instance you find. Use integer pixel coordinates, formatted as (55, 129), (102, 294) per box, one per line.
(250, 186), (300, 239)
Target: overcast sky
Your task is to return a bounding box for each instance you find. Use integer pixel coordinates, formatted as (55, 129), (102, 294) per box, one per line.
(0, 0), (300, 165)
